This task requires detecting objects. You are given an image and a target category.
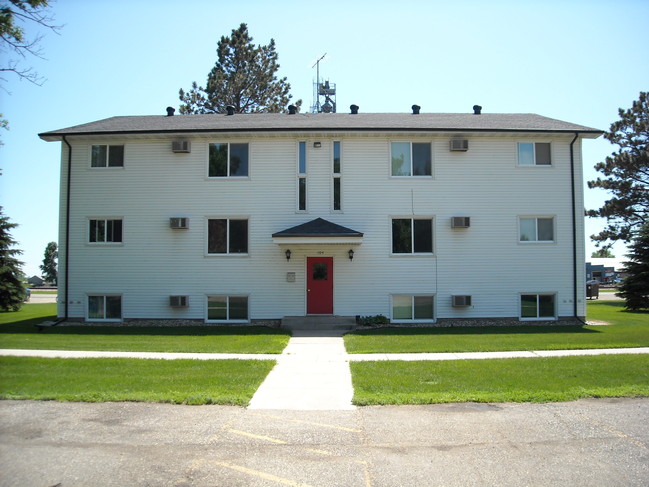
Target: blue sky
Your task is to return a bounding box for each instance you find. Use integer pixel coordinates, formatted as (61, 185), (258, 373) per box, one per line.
(1, 0), (647, 276)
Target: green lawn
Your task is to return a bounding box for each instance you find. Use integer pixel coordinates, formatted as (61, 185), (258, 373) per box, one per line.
(0, 356), (275, 406)
(345, 301), (649, 353)
(351, 354), (649, 405)
(0, 304), (290, 354)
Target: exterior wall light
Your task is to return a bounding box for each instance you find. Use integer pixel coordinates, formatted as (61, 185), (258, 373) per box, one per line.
(313, 142), (322, 148)
(348, 249), (354, 261)
(285, 249), (292, 261)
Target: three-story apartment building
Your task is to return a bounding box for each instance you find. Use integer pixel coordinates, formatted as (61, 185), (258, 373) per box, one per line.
(39, 105), (602, 324)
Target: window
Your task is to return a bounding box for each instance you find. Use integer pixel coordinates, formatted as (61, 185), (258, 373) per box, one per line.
(298, 141), (307, 211)
(392, 295), (435, 321)
(520, 294), (556, 320)
(519, 217), (554, 242)
(518, 142), (551, 166)
(392, 218), (433, 254)
(207, 295), (248, 322)
(87, 295), (122, 321)
(391, 142), (432, 176)
(333, 141), (341, 211)
(89, 219), (123, 243)
(207, 218), (248, 254)
(91, 145), (124, 168)
(208, 143), (249, 177)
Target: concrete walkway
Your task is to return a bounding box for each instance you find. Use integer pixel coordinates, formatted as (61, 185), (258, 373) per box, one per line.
(248, 330), (355, 410)
(2, 341), (648, 411)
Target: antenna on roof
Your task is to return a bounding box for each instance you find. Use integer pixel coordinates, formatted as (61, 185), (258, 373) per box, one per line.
(310, 53), (336, 113)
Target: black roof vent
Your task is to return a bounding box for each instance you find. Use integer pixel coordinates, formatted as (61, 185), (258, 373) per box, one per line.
(226, 105), (235, 116)
(473, 105), (482, 115)
(412, 104), (421, 115)
(166, 107), (175, 117)
(350, 104), (359, 114)
(288, 104), (297, 115)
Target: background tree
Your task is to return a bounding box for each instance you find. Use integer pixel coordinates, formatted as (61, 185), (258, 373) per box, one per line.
(179, 23), (300, 114)
(591, 248), (615, 258)
(1, 0), (61, 87)
(587, 92), (649, 247)
(0, 206), (26, 311)
(616, 223), (649, 310)
(39, 240), (57, 284)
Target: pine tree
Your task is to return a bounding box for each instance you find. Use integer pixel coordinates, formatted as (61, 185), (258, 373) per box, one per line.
(0, 207), (26, 311)
(39, 241), (57, 285)
(616, 223), (649, 310)
(588, 92), (649, 247)
(179, 23), (300, 114)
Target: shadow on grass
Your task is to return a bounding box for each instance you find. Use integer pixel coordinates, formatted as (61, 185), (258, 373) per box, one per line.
(351, 324), (601, 337)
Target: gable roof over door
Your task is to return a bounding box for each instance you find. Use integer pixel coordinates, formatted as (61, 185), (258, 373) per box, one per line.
(272, 218), (363, 245)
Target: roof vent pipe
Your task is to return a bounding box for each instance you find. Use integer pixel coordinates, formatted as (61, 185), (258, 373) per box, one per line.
(166, 107), (175, 116)
(350, 104), (359, 114)
(226, 105), (235, 116)
(473, 105), (482, 115)
(412, 104), (421, 115)
(288, 104), (297, 115)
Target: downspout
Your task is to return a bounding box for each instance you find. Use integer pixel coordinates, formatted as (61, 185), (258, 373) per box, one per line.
(569, 132), (585, 323)
(61, 135), (72, 321)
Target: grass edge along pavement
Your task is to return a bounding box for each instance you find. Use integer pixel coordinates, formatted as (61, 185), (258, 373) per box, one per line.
(351, 354), (649, 405)
(0, 356), (276, 406)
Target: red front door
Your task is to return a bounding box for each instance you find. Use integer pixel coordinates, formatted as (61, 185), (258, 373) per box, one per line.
(307, 257), (333, 314)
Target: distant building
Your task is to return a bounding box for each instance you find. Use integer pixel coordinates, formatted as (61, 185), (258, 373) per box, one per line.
(586, 258), (625, 283)
(26, 276), (45, 287)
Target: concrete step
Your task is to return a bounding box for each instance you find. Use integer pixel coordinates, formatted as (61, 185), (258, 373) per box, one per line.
(282, 315), (356, 331)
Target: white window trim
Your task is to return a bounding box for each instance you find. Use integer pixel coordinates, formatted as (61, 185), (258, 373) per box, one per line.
(519, 293), (557, 321)
(87, 217), (124, 245)
(89, 144), (125, 169)
(332, 140), (343, 212)
(390, 216), (435, 256)
(86, 294), (123, 322)
(205, 294), (250, 323)
(297, 141), (308, 212)
(207, 142), (251, 179)
(389, 141), (434, 178)
(517, 142), (552, 167)
(518, 216), (556, 244)
(390, 294), (436, 323)
(205, 216), (250, 257)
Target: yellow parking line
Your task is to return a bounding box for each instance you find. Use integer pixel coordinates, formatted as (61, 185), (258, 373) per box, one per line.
(214, 461), (314, 487)
(250, 412), (361, 433)
(227, 428), (287, 444)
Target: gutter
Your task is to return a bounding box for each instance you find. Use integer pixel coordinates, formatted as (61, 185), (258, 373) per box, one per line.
(61, 135), (72, 321)
(39, 127), (605, 140)
(569, 132), (585, 323)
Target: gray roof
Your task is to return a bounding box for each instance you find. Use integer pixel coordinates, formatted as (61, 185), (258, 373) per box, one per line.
(39, 111), (603, 140)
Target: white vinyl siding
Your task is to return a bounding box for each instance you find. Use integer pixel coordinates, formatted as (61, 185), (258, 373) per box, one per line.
(57, 134), (585, 321)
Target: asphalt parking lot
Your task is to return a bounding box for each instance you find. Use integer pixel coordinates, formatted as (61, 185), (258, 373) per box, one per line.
(1, 398), (647, 486)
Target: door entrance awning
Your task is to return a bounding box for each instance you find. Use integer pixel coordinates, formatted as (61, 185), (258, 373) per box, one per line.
(272, 218), (364, 245)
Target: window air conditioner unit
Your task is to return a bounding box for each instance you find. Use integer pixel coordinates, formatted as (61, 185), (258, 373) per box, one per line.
(451, 216), (471, 228)
(450, 138), (469, 151)
(169, 217), (189, 229)
(452, 295), (472, 307)
(169, 295), (189, 308)
(172, 140), (191, 153)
